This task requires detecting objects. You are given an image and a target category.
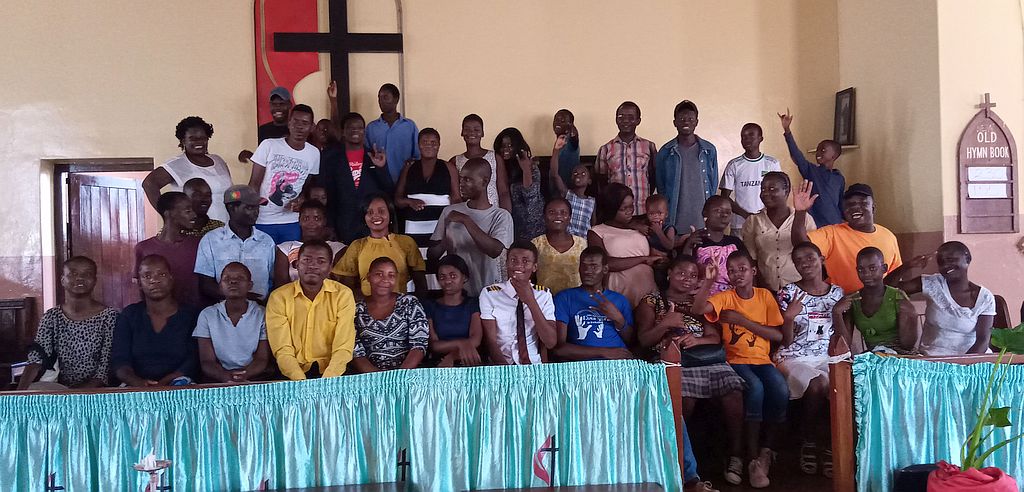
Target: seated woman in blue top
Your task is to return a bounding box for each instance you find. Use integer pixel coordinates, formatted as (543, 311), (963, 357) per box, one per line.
(424, 254), (482, 366)
(112, 254), (199, 387)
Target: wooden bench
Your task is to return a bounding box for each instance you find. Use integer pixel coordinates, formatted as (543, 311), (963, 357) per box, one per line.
(0, 297), (35, 389)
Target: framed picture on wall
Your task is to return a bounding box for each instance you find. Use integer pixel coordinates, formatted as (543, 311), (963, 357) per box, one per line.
(834, 87), (856, 146)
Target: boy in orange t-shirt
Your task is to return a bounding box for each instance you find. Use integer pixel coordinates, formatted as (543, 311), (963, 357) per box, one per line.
(693, 250), (788, 488)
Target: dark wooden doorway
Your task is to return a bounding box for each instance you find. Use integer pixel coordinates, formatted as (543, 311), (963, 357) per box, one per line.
(51, 159), (153, 308)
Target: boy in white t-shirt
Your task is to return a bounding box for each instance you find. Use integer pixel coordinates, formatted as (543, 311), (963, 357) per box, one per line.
(248, 104), (321, 244)
(720, 123), (781, 232)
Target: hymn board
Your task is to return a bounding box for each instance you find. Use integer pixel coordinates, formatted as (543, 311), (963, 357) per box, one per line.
(958, 93), (1019, 233)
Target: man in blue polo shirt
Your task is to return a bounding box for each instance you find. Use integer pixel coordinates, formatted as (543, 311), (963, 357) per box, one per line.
(552, 246), (635, 361)
(365, 83), (419, 181)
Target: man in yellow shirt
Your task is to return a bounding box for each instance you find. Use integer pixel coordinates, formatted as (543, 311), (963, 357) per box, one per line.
(791, 181), (902, 293)
(266, 239), (356, 379)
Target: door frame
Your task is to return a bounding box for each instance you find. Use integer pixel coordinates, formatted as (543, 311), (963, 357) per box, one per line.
(50, 158), (153, 304)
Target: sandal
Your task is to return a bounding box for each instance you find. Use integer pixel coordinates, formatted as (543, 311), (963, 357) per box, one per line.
(822, 448), (833, 478)
(800, 441), (818, 475)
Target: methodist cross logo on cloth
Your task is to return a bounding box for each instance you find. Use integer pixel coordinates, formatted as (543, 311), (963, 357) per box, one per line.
(532, 434), (559, 486)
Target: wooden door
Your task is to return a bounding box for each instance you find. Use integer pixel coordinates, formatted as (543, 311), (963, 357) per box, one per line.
(68, 173), (146, 309)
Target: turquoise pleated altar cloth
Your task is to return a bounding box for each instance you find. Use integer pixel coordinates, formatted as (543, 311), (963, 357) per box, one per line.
(854, 354), (1024, 491)
(0, 360), (682, 491)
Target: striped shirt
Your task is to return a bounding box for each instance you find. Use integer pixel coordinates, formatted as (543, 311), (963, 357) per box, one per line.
(596, 135), (655, 214)
(565, 190), (595, 237)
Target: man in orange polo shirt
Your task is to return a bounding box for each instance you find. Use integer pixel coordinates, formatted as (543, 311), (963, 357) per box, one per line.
(791, 181), (902, 293)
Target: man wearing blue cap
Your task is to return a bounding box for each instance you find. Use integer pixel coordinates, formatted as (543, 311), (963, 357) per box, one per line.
(259, 86), (293, 143)
(239, 87), (294, 163)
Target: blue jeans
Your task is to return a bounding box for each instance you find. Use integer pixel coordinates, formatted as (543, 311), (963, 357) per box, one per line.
(681, 416), (699, 482)
(732, 363), (789, 423)
(254, 222), (301, 244)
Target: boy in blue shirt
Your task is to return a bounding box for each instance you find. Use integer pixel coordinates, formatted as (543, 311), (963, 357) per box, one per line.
(778, 109), (845, 226)
(552, 246), (635, 361)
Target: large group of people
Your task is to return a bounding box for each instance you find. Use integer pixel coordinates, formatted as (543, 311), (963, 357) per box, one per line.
(20, 83), (1000, 492)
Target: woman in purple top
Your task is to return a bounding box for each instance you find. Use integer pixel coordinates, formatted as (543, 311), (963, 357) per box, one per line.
(135, 192), (202, 307)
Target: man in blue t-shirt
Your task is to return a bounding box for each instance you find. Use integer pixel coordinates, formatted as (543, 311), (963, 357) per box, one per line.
(552, 246), (635, 360)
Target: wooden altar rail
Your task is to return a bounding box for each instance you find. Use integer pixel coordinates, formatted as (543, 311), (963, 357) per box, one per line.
(828, 353), (1024, 492)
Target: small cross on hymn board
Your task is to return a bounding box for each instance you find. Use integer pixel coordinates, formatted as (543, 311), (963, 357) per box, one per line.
(397, 448), (411, 482)
(978, 93), (997, 116)
(45, 473), (65, 491)
(274, 0), (403, 115)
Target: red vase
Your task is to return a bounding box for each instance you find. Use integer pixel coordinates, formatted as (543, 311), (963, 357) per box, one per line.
(927, 460), (1018, 491)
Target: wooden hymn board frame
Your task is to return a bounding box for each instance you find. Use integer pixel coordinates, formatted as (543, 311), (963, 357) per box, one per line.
(958, 93), (1018, 233)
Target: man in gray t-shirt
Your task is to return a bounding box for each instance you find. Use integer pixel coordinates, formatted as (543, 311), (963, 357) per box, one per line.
(428, 158), (514, 294)
(675, 141), (707, 232)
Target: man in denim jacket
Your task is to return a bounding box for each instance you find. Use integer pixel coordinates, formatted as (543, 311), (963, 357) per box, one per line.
(655, 100), (719, 232)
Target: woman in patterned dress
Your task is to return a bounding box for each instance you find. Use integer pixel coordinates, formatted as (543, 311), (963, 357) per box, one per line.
(635, 254), (745, 471)
(775, 241), (848, 476)
(349, 257), (429, 372)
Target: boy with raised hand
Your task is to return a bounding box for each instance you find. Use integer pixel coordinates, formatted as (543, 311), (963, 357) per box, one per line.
(552, 109), (581, 189)
(552, 246), (635, 361)
(479, 240), (557, 365)
(265, 240), (356, 379)
(550, 134), (596, 236)
(194, 262), (271, 382)
(596, 101), (658, 214)
(720, 123), (781, 232)
(778, 109), (845, 226)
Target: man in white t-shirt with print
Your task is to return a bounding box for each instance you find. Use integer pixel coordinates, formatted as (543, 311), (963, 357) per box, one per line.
(720, 122), (781, 232)
(248, 104), (321, 244)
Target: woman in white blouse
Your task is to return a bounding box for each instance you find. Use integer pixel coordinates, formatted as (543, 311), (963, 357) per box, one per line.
(887, 241), (995, 356)
(143, 116), (234, 223)
(741, 172), (817, 292)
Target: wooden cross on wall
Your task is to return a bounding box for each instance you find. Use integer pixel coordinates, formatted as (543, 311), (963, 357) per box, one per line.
(274, 0), (403, 114)
(978, 92), (997, 116)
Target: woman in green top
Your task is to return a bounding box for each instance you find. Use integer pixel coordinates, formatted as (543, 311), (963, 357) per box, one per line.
(832, 247), (918, 353)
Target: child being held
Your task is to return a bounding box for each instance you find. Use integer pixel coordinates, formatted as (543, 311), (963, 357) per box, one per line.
(683, 195), (746, 295)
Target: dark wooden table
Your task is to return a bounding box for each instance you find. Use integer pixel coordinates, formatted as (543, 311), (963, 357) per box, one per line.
(252, 483), (402, 492)
(474, 483), (665, 491)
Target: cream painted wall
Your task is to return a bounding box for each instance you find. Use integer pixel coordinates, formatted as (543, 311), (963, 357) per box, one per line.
(936, 0), (1024, 324)
(303, 0), (840, 174)
(836, 0), (943, 234)
(1, 0), (841, 301)
(0, 1), (256, 298)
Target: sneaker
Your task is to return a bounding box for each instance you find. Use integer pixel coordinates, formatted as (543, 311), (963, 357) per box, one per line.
(748, 458), (770, 488)
(800, 441), (818, 475)
(822, 448), (833, 478)
(684, 480), (720, 492)
(757, 447), (777, 471)
(724, 456), (743, 485)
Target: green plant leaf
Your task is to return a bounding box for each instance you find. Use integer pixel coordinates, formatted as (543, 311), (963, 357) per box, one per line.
(985, 407), (1013, 428)
(991, 323), (1024, 354)
(974, 432), (1024, 466)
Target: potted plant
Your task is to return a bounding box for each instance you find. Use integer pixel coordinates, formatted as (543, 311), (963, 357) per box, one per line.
(926, 325), (1024, 491)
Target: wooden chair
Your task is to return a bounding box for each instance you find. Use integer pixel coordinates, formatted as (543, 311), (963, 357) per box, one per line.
(992, 294), (1011, 329)
(0, 297), (36, 389)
